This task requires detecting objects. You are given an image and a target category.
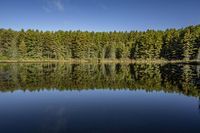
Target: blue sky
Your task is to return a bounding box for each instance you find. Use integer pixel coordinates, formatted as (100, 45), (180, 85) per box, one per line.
(0, 0), (200, 31)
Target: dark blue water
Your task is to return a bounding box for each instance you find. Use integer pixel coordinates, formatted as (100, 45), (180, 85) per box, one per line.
(0, 89), (200, 133)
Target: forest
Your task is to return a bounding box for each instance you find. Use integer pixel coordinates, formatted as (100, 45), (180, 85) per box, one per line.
(0, 25), (200, 61)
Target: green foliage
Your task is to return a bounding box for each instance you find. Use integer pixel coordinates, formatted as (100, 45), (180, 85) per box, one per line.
(181, 29), (196, 60)
(0, 25), (200, 60)
(18, 40), (27, 58)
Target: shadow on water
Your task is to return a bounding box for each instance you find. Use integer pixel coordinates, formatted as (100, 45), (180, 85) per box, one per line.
(0, 63), (200, 97)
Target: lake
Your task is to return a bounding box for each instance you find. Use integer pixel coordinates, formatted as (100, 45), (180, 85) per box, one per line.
(0, 63), (200, 133)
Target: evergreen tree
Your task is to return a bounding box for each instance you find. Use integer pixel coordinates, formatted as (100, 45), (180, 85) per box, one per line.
(18, 40), (27, 58)
(0, 25), (200, 61)
(181, 29), (195, 60)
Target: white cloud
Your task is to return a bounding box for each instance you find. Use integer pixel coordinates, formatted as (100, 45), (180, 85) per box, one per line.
(43, 0), (65, 12)
(53, 0), (64, 11)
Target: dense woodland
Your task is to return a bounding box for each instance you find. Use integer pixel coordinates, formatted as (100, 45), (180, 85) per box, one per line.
(0, 63), (200, 97)
(0, 25), (200, 60)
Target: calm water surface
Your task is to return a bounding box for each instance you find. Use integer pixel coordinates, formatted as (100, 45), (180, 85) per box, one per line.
(0, 63), (200, 133)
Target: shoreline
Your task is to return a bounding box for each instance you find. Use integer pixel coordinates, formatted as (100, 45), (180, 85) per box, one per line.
(0, 59), (200, 64)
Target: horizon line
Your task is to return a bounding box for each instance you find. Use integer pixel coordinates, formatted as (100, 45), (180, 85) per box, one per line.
(1, 24), (200, 33)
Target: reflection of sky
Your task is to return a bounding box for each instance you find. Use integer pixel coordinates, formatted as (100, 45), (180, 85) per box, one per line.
(1, 0), (200, 31)
(0, 90), (200, 132)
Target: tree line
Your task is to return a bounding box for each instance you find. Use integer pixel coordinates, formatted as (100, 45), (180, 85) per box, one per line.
(0, 25), (200, 60)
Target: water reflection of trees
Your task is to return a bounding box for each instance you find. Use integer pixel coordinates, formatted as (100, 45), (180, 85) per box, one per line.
(0, 63), (200, 97)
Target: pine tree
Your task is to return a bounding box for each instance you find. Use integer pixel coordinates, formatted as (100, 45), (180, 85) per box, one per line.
(0, 25), (200, 61)
(18, 40), (27, 58)
(182, 29), (195, 61)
